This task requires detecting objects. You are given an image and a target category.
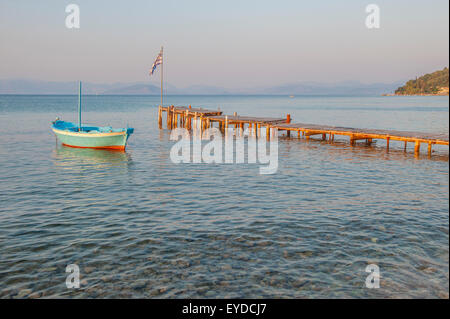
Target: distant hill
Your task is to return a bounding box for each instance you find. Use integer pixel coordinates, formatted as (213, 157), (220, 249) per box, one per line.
(102, 84), (161, 95)
(0, 79), (402, 96)
(0, 79), (146, 95)
(248, 81), (403, 96)
(102, 84), (229, 95)
(183, 85), (230, 95)
(395, 67), (449, 95)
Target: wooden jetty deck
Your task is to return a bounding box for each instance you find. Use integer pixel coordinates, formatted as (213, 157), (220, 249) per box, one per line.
(273, 122), (449, 156)
(158, 105), (222, 130)
(158, 105), (449, 156)
(206, 115), (286, 137)
(159, 105), (287, 136)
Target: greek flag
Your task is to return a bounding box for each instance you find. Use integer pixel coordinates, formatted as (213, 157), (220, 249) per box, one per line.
(150, 50), (163, 76)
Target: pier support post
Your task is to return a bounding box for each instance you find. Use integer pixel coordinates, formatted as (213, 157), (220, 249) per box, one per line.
(200, 115), (204, 135)
(386, 137), (390, 152)
(286, 114), (291, 137)
(166, 106), (171, 129)
(322, 133), (326, 141)
(428, 142), (432, 156)
(168, 106), (172, 129)
(172, 105), (176, 129)
(414, 141), (420, 155)
(266, 126), (270, 141)
(158, 106), (162, 129)
(225, 115), (228, 136)
(194, 112), (198, 132)
(404, 141), (407, 152)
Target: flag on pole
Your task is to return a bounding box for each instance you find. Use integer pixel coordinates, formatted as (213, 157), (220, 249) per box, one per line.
(149, 49), (163, 76)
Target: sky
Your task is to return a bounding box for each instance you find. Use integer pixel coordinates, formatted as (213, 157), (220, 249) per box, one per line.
(0, 0), (448, 89)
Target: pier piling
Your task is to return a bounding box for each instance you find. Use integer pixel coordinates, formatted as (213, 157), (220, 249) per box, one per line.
(286, 114), (291, 137)
(158, 105), (163, 129)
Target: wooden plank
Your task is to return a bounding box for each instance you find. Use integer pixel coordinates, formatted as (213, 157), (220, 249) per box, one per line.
(271, 122), (449, 145)
(161, 106), (222, 116)
(206, 115), (286, 125)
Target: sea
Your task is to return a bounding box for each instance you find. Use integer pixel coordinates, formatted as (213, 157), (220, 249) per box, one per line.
(0, 94), (448, 298)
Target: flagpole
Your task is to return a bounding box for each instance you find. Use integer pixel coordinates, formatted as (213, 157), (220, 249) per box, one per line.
(160, 46), (163, 108)
(78, 81), (82, 131)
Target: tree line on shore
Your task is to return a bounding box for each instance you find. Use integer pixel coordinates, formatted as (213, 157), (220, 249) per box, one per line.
(395, 67), (449, 95)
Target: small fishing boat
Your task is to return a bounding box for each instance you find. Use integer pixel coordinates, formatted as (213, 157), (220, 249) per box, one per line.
(52, 82), (134, 151)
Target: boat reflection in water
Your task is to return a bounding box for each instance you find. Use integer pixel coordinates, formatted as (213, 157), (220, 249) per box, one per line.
(53, 143), (132, 170)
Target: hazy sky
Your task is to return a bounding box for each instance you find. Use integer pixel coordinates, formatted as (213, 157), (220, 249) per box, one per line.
(0, 0), (448, 88)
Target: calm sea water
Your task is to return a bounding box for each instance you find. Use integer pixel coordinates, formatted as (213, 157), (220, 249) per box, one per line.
(0, 95), (448, 299)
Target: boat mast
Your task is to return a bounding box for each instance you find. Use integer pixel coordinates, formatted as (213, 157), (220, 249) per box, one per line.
(160, 46), (163, 108)
(78, 81), (82, 131)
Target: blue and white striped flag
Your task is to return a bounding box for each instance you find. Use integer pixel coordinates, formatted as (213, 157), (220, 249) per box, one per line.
(149, 49), (163, 76)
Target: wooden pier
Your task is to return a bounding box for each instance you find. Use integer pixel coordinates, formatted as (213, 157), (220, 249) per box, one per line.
(158, 105), (449, 157)
(158, 105), (222, 130)
(206, 115), (286, 137)
(272, 122), (449, 156)
(159, 105), (287, 138)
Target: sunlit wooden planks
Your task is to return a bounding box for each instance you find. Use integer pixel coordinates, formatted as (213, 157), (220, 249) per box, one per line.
(272, 122), (449, 156)
(158, 105), (448, 157)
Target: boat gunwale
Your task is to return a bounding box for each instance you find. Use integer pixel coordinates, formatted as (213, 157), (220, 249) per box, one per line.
(52, 127), (128, 138)
(61, 143), (126, 151)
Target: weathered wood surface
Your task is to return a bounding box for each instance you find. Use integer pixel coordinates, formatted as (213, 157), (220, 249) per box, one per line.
(205, 115), (286, 125)
(272, 122), (449, 145)
(158, 105), (448, 156)
(161, 105), (222, 116)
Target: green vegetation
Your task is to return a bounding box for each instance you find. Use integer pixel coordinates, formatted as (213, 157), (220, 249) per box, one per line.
(395, 67), (449, 95)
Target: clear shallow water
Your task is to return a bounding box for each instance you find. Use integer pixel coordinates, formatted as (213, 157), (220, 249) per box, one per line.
(0, 95), (448, 299)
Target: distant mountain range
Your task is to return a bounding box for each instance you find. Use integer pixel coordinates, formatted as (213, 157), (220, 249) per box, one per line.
(0, 79), (403, 96)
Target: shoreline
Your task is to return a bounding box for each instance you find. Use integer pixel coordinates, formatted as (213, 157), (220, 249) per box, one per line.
(382, 93), (449, 96)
